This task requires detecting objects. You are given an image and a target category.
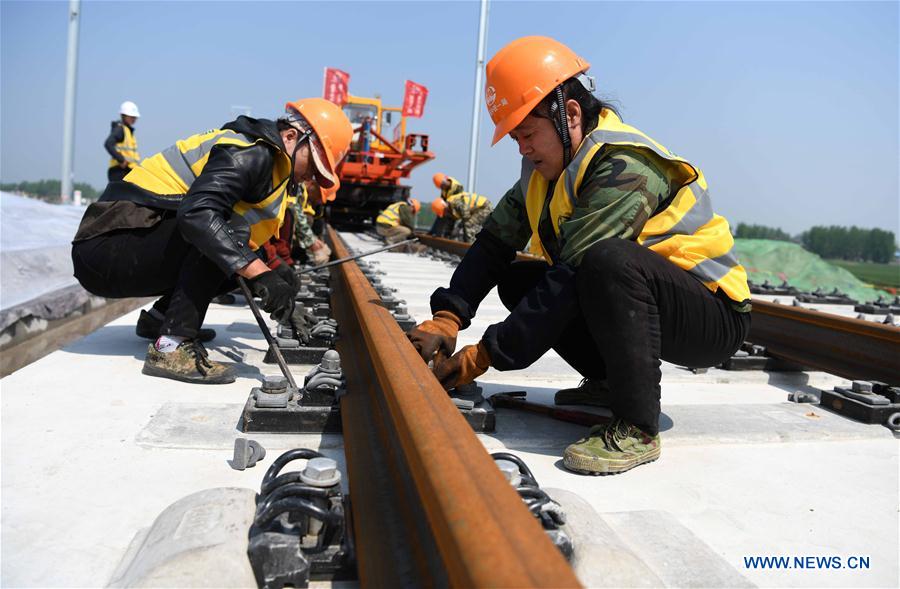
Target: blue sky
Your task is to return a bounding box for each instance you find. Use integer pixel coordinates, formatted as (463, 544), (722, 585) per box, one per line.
(1, 0), (897, 235)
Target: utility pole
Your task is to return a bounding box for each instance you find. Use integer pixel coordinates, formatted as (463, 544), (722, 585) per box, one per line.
(60, 0), (81, 203)
(465, 0), (489, 194)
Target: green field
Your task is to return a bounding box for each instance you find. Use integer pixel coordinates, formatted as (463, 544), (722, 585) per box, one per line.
(828, 260), (900, 289)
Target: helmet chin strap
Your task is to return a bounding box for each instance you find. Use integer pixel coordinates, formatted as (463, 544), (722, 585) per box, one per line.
(287, 129), (313, 197)
(549, 85), (572, 168)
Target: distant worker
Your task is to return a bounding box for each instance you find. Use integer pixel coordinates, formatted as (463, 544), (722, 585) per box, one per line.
(433, 172), (464, 200)
(429, 172), (464, 237)
(295, 182), (333, 265)
(104, 101), (141, 182)
(72, 98), (352, 384)
(432, 191), (493, 243)
(376, 197), (420, 244)
(409, 37), (750, 476)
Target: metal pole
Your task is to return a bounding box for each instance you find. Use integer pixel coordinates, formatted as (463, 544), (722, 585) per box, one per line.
(298, 238), (418, 276)
(236, 276), (298, 389)
(60, 0), (81, 203)
(465, 0), (489, 194)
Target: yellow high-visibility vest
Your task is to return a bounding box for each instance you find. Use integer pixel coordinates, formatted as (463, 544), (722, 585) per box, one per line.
(522, 109), (750, 303)
(441, 176), (464, 199)
(108, 124), (140, 169)
(446, 192), (488, 219)
(124, 128), (292, 249)
(376, 201), (406, 227)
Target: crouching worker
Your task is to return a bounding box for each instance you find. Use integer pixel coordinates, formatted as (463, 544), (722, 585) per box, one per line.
(71, 98), (352, 384)
(432, 191), (493, 243)
(375, 197), (420, 244)
(408, 37), (750, 474)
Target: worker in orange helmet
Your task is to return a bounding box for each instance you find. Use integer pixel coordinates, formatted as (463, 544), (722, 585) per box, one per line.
(431, 192), (494, 243)
(428, 173), (492, 242)
(432, 172), (464, 200)
(72, 98), (352, 384)
(290, 181), (334, 266)
(410, 37), (751, 475)
(376, 196), (420, 245)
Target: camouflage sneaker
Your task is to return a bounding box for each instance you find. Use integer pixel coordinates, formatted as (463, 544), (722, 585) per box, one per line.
(554, 378), (612, 407)
(141, 340), (235, 384)
(136, 310), (216, 342)
(563, 419), (661, 475)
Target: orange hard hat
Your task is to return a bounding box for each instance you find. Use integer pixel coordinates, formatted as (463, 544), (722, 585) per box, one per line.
(321, 185), (338, 202)
(284, 98), (353, 189)
(485, 36), (590, 145)
(409, 198), (421, 214)
(432, 173), (447, 189)
(431, 198), (447, 218)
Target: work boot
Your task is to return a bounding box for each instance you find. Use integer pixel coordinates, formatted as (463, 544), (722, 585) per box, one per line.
(212, 293), (236, 305)
(563, 419), (661, 475)
(554, 378), (612, 407)
(141, 340), (235, 384)
(136, 310), (216, 342)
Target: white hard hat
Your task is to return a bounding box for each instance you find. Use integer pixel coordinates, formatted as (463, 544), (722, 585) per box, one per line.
(119, 101), (140, 117)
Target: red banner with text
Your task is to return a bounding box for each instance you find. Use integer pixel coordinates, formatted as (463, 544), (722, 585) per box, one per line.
(402, 80), (428, 118)
(323, 68), (350, 106)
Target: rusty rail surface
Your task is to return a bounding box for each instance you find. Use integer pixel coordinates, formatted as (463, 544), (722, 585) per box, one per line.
(327, 227), (580, 588)
(416, 233), (900, 385)
(749, 299), (900, 385)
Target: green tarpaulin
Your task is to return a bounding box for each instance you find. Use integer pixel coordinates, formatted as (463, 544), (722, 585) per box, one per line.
(734, 239), (880, 303)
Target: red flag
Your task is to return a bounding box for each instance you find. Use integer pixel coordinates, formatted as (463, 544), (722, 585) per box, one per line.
(323, 67), (350, 106)
(402, 80), (428, 118)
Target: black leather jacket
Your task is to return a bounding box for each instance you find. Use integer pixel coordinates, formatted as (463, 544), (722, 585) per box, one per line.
(96, 117), (289, 275)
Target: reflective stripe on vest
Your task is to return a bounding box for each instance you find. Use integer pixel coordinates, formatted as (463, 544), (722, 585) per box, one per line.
(376, 201), (404, 227)
(447, 192), (488, 218)
(124, 129), (292, 250)
(521, 109), (750, 303)
(108, 124), (140, 169)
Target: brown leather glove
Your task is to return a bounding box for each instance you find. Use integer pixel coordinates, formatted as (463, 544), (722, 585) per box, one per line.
(433, 342), (491, 390)
(407, 310), (461, 363)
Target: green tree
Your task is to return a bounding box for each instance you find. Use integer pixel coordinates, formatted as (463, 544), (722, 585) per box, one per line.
(801, 225), (897, 262)
(0, 179), (98, 203)
(734, 223), (792, 241)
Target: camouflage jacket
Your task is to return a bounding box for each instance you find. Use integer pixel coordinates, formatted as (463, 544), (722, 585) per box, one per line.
(291, 199), (316, 249)
(447, 194), (492, 220)
(483, 145), (672, 267)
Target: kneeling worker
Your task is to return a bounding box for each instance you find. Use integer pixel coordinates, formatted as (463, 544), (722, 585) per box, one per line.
(432, 191), (493, 243)
(375, 197), (420, 244)
(408, 37), (750, 475)
(72, 98), (352, 384)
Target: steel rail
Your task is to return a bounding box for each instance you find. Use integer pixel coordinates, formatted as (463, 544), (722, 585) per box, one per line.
(327, 227), (580, 588)
(415, 233), (900, 385)
(0, 297), (151, 378)
(416, 232), (538, 262)
(749, 299), (900, 385)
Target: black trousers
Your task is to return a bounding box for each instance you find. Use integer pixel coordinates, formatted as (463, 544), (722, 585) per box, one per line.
(495, 239), (750, 435)
(72, 214), (232, 338)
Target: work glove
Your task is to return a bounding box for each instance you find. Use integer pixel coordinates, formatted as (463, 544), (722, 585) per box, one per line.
(432, 342), (491, 390)
(287, 303), (315, 344)
(309, 239), (331, 266)
(248, 270), (295, 324)
(407, 310), (461, 363)
(273, 260), (298, 289)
